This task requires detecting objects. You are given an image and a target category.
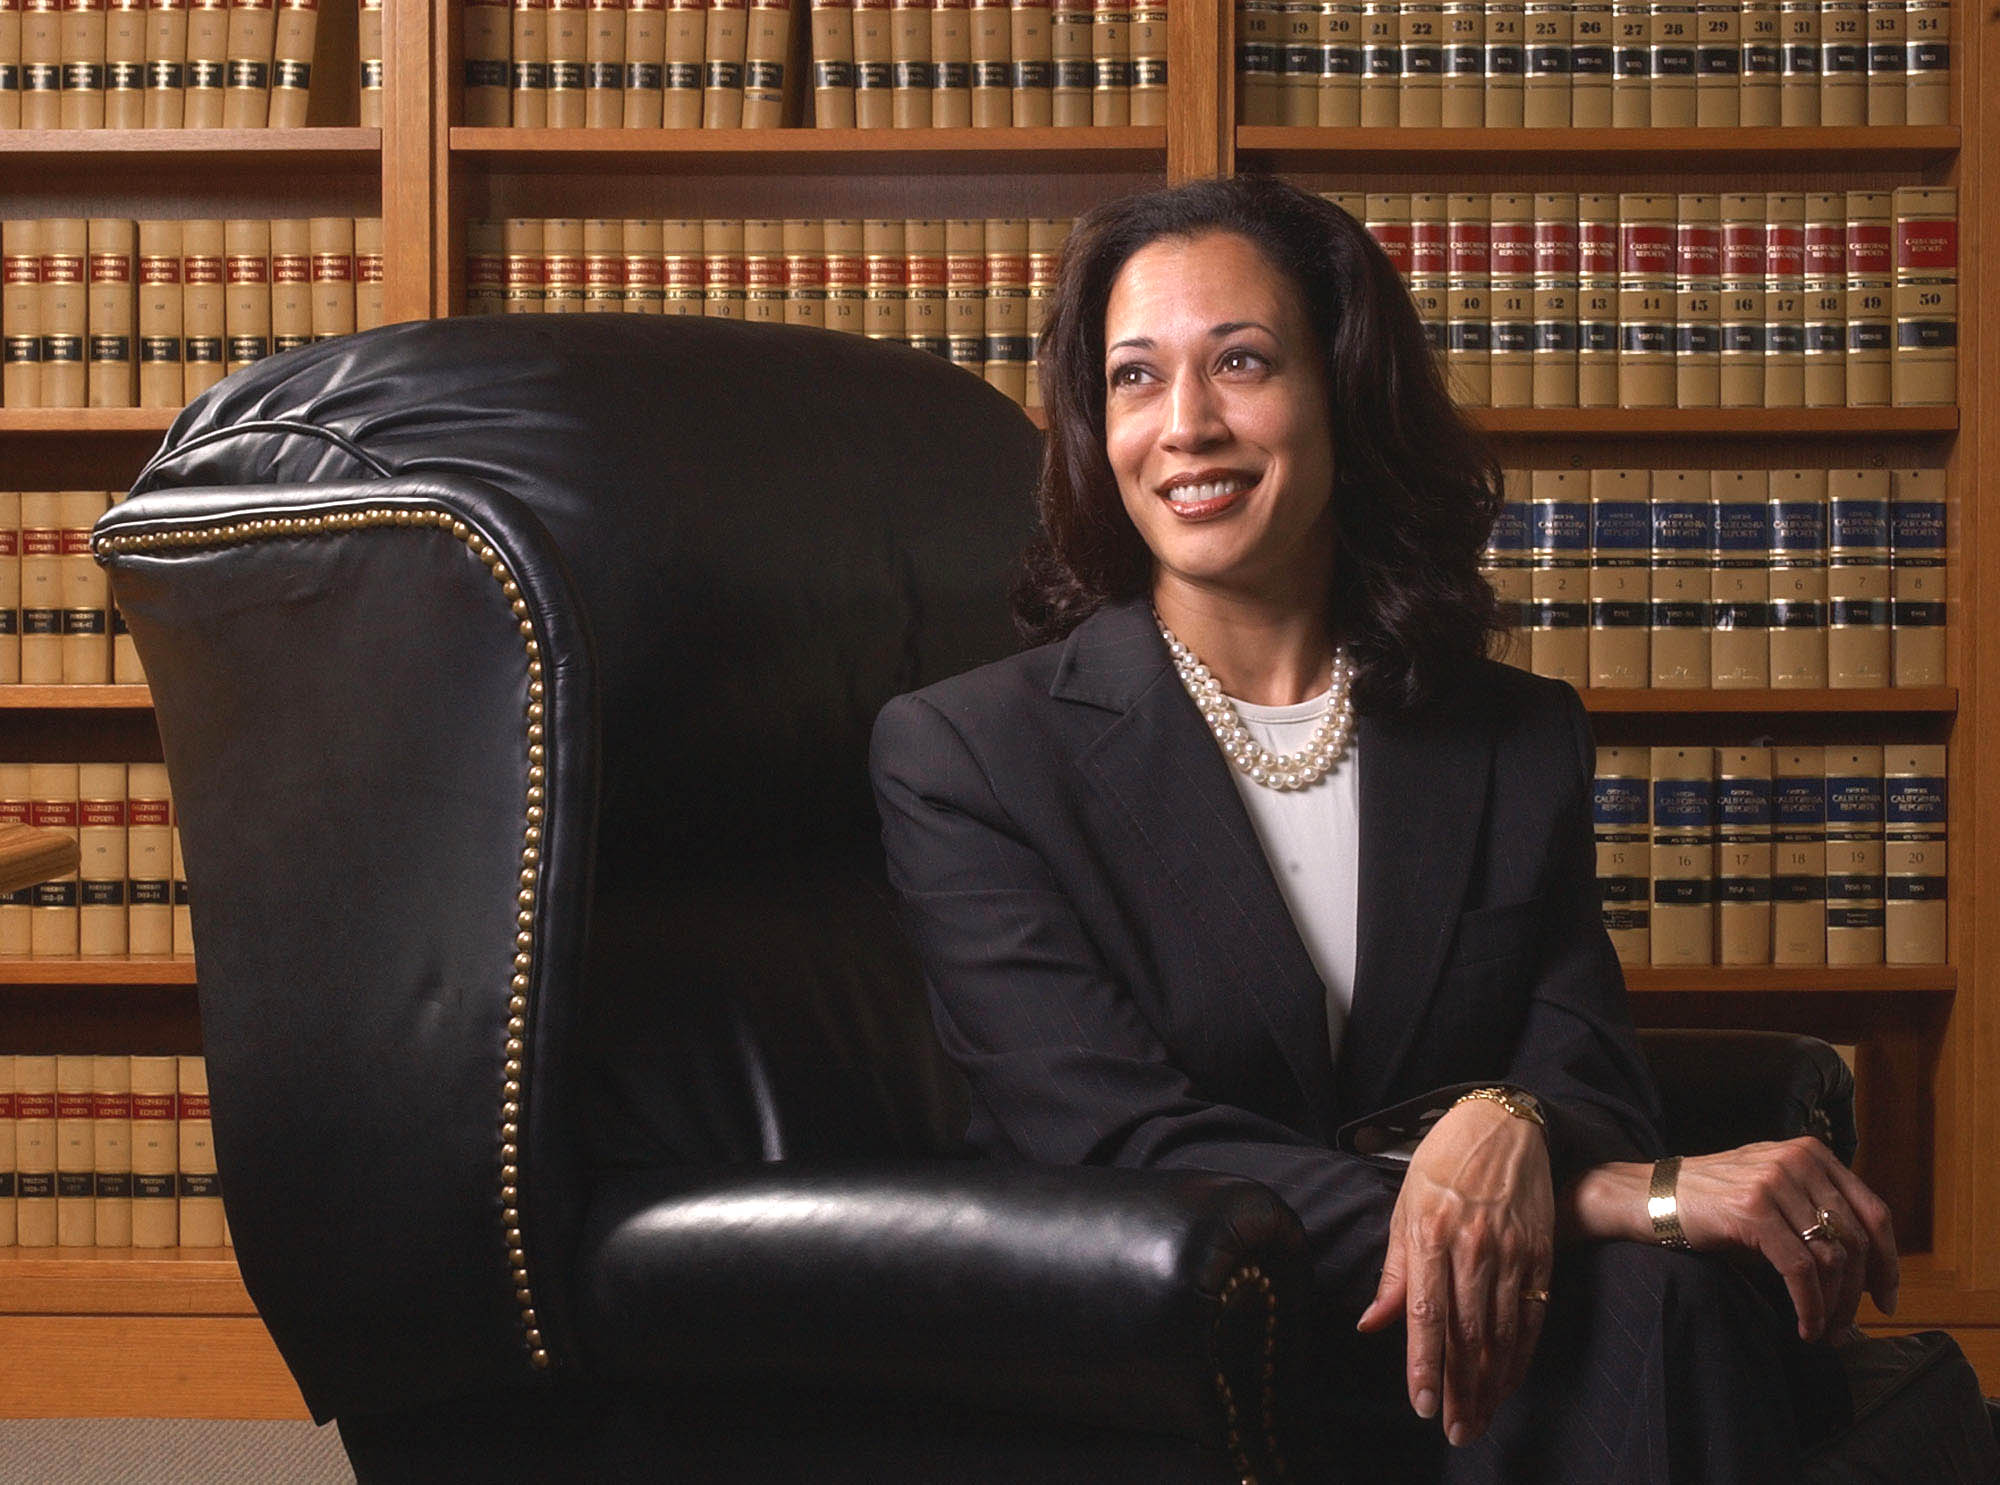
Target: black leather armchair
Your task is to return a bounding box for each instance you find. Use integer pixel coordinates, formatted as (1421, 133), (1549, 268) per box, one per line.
(97, 315), (1871, 1483)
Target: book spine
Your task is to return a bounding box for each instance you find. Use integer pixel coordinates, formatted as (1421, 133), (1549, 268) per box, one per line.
(223, 217), (271, 374)
(538, 215), (585, 304)
(19, 493), (59, 686)
(1903, 0), (1943, 123)
(105, 0), (147, 126)
(1694, 0), (1737, 122)
(1571, 0), (1611, 121)
(1763, 190), (1805, 406)
(107, 491), (143, 683)
(1128, 0), (1162, 121)
(354, 217), (383, 330)
(1802, 190), (1846, 407)
(86, 217), (136, 411)
(308, 215), (355, 338)
(1673, 191), (1719, 408)
(1882, 743), (1946, 964)
(28, 763), (79, 956)
(1740, 0), (1778, 121)
(547, 0), (587, 124)
(852, 0), (891, 123)
(1594, 746), (1651, 963)
(1650, 470), (1712, 685)
(943, 217), (985, 374)
(503, 217), (545, 313)
(512, 0), (548, 124)
(1708, 468), (1771, 687)
(1008, 0), (1049, 121)
(466, 0), (513, 122)
(1483, 0), (1522, 122)
(1399, 0), (1443, 124)
(886, 0), (929, 123)
(982, 217), (1027, 402)
(1826, 467), (1891, 687)
(0, 1057), (14, 1247)
(91, 1054), (131, 1247)
(2, 220), (40, 409)
(1405, 193), (1449, 367)
(1616, 191), (1673, 408)
(0, 767), (30, 955)
(1482, 469), (1531, 669)
(1768, 468), (1828, 686)
(615, 218), (661, 313)
(1238, 0), (1279, 120)
(1576, 192), (1619, 406)
(1024, 218), (1060, 405)
(15, 1055), (55, 1247)
(931, 0), (970, 124)
(1718, 191), (1764, 407)
(269, 217), (311, 353)
(810, 0), (856, 122)
(1888, 466), (1945, 686)
(904, 217), (946, 353)
(0, 0), (19, 130)
(1446, 192), (1490, 406)
(221, 0), (273, 127)
(660, 0), (703, 124)
(170, 821), (192, 956)
(59, 488), (109, 684)
(1650, 745), (1714, 965)
(586, 0), (625, 125)
(1437, 0), (1480, 125)
(1586, 469), (1649, 686)
(137, 219), (183, 408)
(1092, 0), (1128, 123)
(700, 217), (744, 319)
(1715, 746), (1774, 964)
(58, 0), (107, 130)
(583, 216), (625, 312)
(21, 0), (57, 130)
(177, 1054), (224, 1245)
(1864, 0), (1900, 121)
(1050, 0), (1088, 121)
(356, 0), (380, 122)
(1778, 0), (1815, 122)
(781, 216), (825, 327)
(1357, 0), (1394, 122)
(743, 0), (793, 124)
(55, 1055), (94, 1246)
(822, 216), (863, 332)
(143, 0), (187, 126)
(1892, 185), (1956, 408)
(127, 762), (173, 955)
(1818, 0), (1863, 123)
(1527, 467), (1587, 683)
(0, 493), (18, 686)
(741, 217), (786, 322)
(1487, 192), (1534, 408)
(127, 1055), (177, 1247)
(184, 0), (227, 125)
(1530, 191), (1577, 408)
(1824, 744), (1885, 965)
(1844, 188), (1892, 407)
(40, 218), (88, 410)
(181, 219), (225, 399)
(621, 0), (665, 124)
(1610, 0), (1646, 123)
(1522, 0), (1569, 125)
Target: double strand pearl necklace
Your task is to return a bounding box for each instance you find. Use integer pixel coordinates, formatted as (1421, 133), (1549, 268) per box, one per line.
(1155, 612), (1357, 791)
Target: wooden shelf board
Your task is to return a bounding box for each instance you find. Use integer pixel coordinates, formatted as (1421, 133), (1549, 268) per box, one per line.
(1471, 407), (1958, 436)
(1624, 965), (1954, 994)
(0, 128), (380, 165)
(1236, 124), (1962, 170)
(0, 686), (155, 710)
(0, 408), (179, 435)
(0, 1248), (252, 1316)
(451, 125), (1168, 174)
(0, 957), (196, 986)
(1581, 687), (1957, 715)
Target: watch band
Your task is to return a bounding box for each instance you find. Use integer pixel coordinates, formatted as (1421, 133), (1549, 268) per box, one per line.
(1453, 1086), (1546, 1129)
(1648, 1154), (1693, 1250)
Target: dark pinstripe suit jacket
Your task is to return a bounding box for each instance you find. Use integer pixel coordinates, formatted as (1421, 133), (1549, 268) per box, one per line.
(870, 597), (1665, 1311)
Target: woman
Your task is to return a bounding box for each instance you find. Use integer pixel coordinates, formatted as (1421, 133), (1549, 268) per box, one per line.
(869, 175), (1895, 1481)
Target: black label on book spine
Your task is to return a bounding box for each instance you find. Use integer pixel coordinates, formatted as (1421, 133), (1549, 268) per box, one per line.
(57, 1171), (93, 1198)
(227, 59), (270, 88)
(227, 336), (270, 362)
(41, 336), (83, 364)
(1719, 878), (1773, 902)
(1887, 876), (1947, 900)
(95, 1172), (132, 1198)
(1827, 905), (1885, 929)
(746, 59), (787, 87)
(512, 60), (549, 88)
(62, 610), (107, 637)
(1892, 599), (1944, 627)
(140, 337), (184, 363)
(180, 1172), (221, 1198)
(187, 60), (227, 88)
(23, 64), (60, 92)
(23, 610), (61, 637)
(548, 61), (585, 88)
(185, 338), (223, 363)
(88, 335), (131, 363)
(1653, 878), (1713, 905)
(1012, 59), (1054, 86)
(815, 60), (857, 86)
(132, 1173), (175, 1200)
(627, 61), (666, 87)
(467, 58), (510, 86)
(148, 60), (185, 88)
(1698, 45), (1739, 72)
(587, 62), (622, 87)
(3, 338), (39, 366)
(63, 63), (106, 90)
(108, 62), (146, 89)
(1598, 875), (1649, 903)
(18, 1172), (54, 1199)
(33, 880), (77, 908)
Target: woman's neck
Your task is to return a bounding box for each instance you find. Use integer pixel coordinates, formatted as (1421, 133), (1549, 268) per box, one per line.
(1151, 581), (1335, 708)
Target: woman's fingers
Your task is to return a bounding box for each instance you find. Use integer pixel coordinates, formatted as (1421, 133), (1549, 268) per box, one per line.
(1823, 1158), (1900, 1314)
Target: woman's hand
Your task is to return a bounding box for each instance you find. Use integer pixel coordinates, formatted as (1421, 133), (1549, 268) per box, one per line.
(1565, 1139), (1899, 1341)
(1355, 1098), (1555, 1448)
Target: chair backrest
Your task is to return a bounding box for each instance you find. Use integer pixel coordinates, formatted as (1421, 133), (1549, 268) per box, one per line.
(98, 315), (1042, 1420)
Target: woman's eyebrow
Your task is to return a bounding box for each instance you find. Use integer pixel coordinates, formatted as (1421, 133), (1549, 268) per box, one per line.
(1107, 321), (1278, 357)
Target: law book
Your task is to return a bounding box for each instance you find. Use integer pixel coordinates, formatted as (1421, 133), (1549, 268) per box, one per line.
(1593, 747), (1650, 964)
(15, 1055), (55, 1246)
(651, 217), (693, 314)
(28, 763), (78, 954)
(1521, 0), (1568, 125)
(136, 220), (182, 407)
(1091, 0), (1127, 122)
(20, 0), (56, 129)
(1889, 466), (1944, 686)
(1709, 468), (1770, 687)
(183, 0), (228, 125)
(1445, 192), (1489, 406)
(1648, 0), (1695, 122)
(58, 0), (107, 129)
(464, 0), (512, 122)
(1892, 185), (1955, 408)
(546, 0), (588, 125)
(661, 0), (704, 124)
(1586, 467), (1649, 687)
(541, 216), (582, 313)
(1882, 743), (1945, 964)
(1844, 189), (1892, 407)
(354, 217), (384, 330)
(127, 763), (172, 953)
(1129, 0), (1163, 121)
(1650, 470), (1711, 686)
(1570, 0), (1610, 121)
(742, 0), (791, 123)
(179, 219), (225, 396)
(1824, 744), (1885, 965)
(741, 217), (784, 323)
(59, 488), (109, 683)
(1356, 0), (1393, 122)
(780, 217), (825, 328)
(1903, 0), (1943, 123)
(356, 0), (380, 123)
(1531, 192), (1577, 408)
(583, 217), (624, 311)
(1863, 0), (1899, 121)
(222, 217), (270, 374)
(0, 768), (29, 953)
(1763, 191), (1805, 407)
(0, 1), (19, 128)
(963, 0), (1002, 121)
(1239, 0), (1281, 120)
(615, 219), (661, 313)
(936, 217), (985, 376)
(177, 1055), (223, 1245)
(1008, 0), (1049, 120)
(904, 217), (945, 355)
(105, 0), (146, 125)
(90, 1055), (131, 1246)
(809, 0), (856, 122)
(1770, 748), (1828, 960)
(1487, 193), (1533, 408)
(1610, 0), (1646, 123)
(220, 0), (274, 126)
(107, 491), (142, 682)
(1577, 192), (1619, 407)
(1673, 193), (1719, 408)
(511, 0), (548, 124)
(1768, 467), (1828, 687)
(1739, 0), (1778, 119)
(1483, 469), (1531, 670)
(852, 0), (891, 123)
(40, 218), (88, 410)
(18, 492), (61, 686)
(1801, 191), (1846, 408)
(143, 0), (188, 126)
(1483, 0), (1522, 123)
(54, 1055), (93, 1245)
(1616, 191), (1673, 409)
(2, 220), (39, 408)
(586, 0), (625, 125)
(1049, 0), (1088, 120)
(127, 1055), (176, 1247)
(1437, 0), (1479, 125)
(822, 217), (863, 334)
(860, 216), (903, 340)
(1826, 466), (1890, 687)
(1715, 747), (1773, 964)
(621, 0), (666, 123)
(1650, 745), (1714, 966)
(1817, 0), (1862, 123)
(85, 218), (136, 410)
(1526, 468), (1587, 684)
(1278, 0), (1316, 123)
(1693, 0), (1736, 122)
(502, 217), (544, 313)
(1778, 0), (1814, 122)
(930, 0), (970, 123)
(0, 1057), (13, 1246)
(308, 216), (354, 338)
(269, 217), (310, 354)
(700, 217), (744, 319)
(0, 493), (18, 685)
(983, 217), (1028, 403)
(1025, 218), (1060, 407)
(1718, 192), (1764, 407)
(170, 823), (192, 956)
(1398, 0), (1442, 122)
(1404, 194), (1449, 362)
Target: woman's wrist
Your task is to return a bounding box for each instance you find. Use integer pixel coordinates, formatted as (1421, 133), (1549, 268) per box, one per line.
(1558, 1160), (1658, 1246)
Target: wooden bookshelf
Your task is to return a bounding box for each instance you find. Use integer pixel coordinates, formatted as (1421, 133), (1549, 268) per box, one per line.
(0, 958), (196, 986)
(449, 125), (1169, 176)
(1234, 124), (1964, 171)
(1624, 965), (1955, 994)
(1579, 688), (1958, 715)
(1471, 408), (1960, 436)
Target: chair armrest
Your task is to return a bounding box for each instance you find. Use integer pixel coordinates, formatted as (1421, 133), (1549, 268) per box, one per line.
(1639, 1029), (1858, 1165)
(578, 1160), (1307, 1459)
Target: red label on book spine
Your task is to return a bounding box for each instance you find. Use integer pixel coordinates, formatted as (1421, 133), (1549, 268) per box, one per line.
(1410, 221), (1447, 278)
(1766, 223), (1805, 280)
(1845, 224), (1892, 279)
(1803, 224), (1845, 279)
(57, 1092), (91, 1119)
(1580, 224), (1618, 277)
(184, 256), (225, 286)
(90, 253), (133, 284)
(272, 254), (311, 284)
(1722, 224), (1763, 279)
(1534, 220), (1578, 277)
(80, 800), (127, 827)
(1676, 223), (1721, 280)
(128, 801), (172, 826)
(226, 256), (270, 286)
(131, 1093), (176, 1120)
(23, 529), (61, 557)
(1619, 224), (1673, 279)
(1898, 220), (1958, 273)
(1368, 223), (1414, 277)
(30, 800), (77, 828)
(93, 1092), (132, 1118)
(60, 530), (95, 555)
(178, 1092), (211, 1119)
(140, 255), (182, 286)
(16, 1093), (55, 1120)
(1490, 223), (1535, 278)
(1447, 223), (1490, 276)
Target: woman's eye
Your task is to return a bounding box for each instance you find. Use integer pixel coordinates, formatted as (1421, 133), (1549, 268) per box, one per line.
(1108, 363), (1148, 387)
(1218, 348), (1266, 374)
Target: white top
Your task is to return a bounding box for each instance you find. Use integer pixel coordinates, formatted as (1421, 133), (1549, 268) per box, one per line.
(1221, 690), (1360, 1064)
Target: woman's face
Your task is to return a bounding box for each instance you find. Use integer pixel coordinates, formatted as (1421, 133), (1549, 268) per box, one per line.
(1102, 229), (1337, 611)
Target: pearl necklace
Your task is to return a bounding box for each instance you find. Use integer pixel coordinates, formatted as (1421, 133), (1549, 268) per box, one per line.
(1155, 614), (1356, 792)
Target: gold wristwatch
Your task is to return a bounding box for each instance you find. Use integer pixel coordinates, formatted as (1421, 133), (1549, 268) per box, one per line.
(1453, 1086), (1546, 1129)
(1648, 1154), (1693, 1249)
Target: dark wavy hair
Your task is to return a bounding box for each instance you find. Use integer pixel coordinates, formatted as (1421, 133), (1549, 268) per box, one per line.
(1016, 174), (1505, 712)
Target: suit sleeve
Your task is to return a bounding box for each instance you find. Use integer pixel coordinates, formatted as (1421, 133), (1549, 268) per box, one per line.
(871, 690), (1402, 1315)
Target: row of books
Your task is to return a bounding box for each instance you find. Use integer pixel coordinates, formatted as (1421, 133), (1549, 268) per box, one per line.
(470, 214), (1073, 406)
(1328, 186), (1956, 409)
(0, 491), (145, 687)
(0, 218), (387, 411)
(0, 0), (322, 130)
(0, 762), (194, 960)
(1240, 0), (1948, 127)
(0, 1055), (222, 1249)
(1485, 466), (1943, 689)
(1593, 744), (1944, 967)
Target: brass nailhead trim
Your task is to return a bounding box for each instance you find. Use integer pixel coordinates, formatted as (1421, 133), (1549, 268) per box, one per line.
(97, 503), (556, 1373)
(1213, 1265), (1289, 1485)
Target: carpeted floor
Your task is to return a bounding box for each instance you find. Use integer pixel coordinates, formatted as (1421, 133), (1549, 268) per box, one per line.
(0, 1419), (352, 1484)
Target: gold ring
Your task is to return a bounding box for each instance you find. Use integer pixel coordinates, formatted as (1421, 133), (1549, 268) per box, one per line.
(1522, 1288), (1551, 1305)
(1800, 1207), (1844, 1245)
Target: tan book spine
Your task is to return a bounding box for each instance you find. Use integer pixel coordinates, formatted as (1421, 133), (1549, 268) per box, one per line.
(1576, 192), (1618, 407)
(1586, 468), (1648, 687)
(221, 0), (274, 126)
(849, 0), (889, 122)
(28, 763), (78, 956)
(546, 0), (587, 124)
(903, 217), (945, 354)
(269, 217), (310, 354)
(1883, 743), (1945, 964)
(86, 218), (136, 410)
(465, 0), (513, 123)
(0, 0), (20, 130)
(1888, 466), (1944, 686)
(55, 1056), (93, 1246)
(0, 1057), (14, 1247)
(354, 217), (384, 330)
(19, 492), (61, 685)
(1483, 0), (1523, 123)
(20, 0), (58, 129)
(741, 217), (785, 323)
(622, 0), (666, 124)
(1903, 0), (1943, 123)
(1487, 192), (1533, 409)
(40, 218), (88, 410)
(1024, 216), (1062, 409)
(1715, 747), (1773, 964)
(1405, 192), (1447, 371)
(128, 1055), (177, 1247)
(15, 1057), (55, 1246)
(126, 763), (172, 954)
(1709, 469), (1770, 687)
(0, 768), (30, 954)
(137, 220), (182, 406)
(1616, 191), (1674, 408)
(586, 0), (625, 125)
(1355, 0), (1392, 122)
(1768, 467), (1828, 687)
(743, 0), (793, 123)
(511, 0), (548, 125)
(1397, 0), (1442, 123)
(502, 217), (545, 313)
(1276, 0), (1313, 122)
(0, 492), (19, 685)
(1610, 0), (1646, 124)
(542, 216), (584, 312)
(170, 822), (192, 955)
(1718, 191), (1764, 407)
(59, 488), (109, 684)
(1824, 745), (1884, 964)
(659, 217), (702, 316)
(58, 0), (107, 130)
(1649, 469), (1710, 686)
(143, 0), (189, 127)
(1483, 468), (1531, 670)
(580, 218), (622, 311)
(1778, 0), (1814, 122)
(1739, 0), (1778, 120)
(178, 1055), (224, 1245)
(1649, 745), (1714, 966)
(308, 215), (354, 336)
(1673, 192), (1718, 408)
(183, 0), (227, 125)
(1817, 0), (1862, 121)
(1049, 0), (1088, 119)
(780, 217), (824, 326)
(860, 216), (904, 340)
(1694, 0), (1736, 121)
(1128, 0), (1161, 119)
(966, 0), (1004, 123)
(1238, 0), (1279, 122)
(1008, 0), (1049, 120)
(1863, 0), (1899, 121)
(1892, 185), (1955, 408)
(811, 0), (856, 122)
(1319, 0), (1362, 124)
(356, 0), (380, 123)
(1526, 468), (1587, 683)
(105, 0), (147, 125)
(1530, 192), (1577, 408)
(929, 0), (968, 121)
(1521, 0), (1568, 125)
(1435, 0), (1478, 124)
(108, 491), (142, 682)
(1594, 745), (1651, 965)
(1091, 0), (1127, 122)
(697, 0), (747, 123)
(1445, 192), (1489, 406)
(91, 1055), (131, 1247)
(823, 217), (864, 329)
(661, 0), (704, 125)
(1763, 191), (1805, 407)
(1570, 0), (1611, 121)
(943, 217), (985, 376)
(1827, 189), (1882, 403)
(79, 765), (127, 957)
(982, 216), (1027, 402)
(222, 216), (270, 374)
(1826, 467), (1890, 687)
(616, 218), (662, 313)
(701, 217), (744, 318)
(887, 0), (930, 122)
(3, 220), (40, 408)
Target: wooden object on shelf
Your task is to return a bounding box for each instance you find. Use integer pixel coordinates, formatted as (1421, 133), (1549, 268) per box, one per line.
(0, 822), (81, 896)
